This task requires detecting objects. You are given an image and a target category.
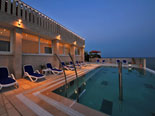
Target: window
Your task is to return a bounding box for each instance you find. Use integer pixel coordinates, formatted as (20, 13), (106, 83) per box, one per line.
(75, 48), (80, 55)
(64, 44), (70, 55)
(22, 33), (53, 55)
(22, 33), (39, 54)
(0, 28), (10, 52)
(59, 43), (64, 55)
(40, 38), (52, 54)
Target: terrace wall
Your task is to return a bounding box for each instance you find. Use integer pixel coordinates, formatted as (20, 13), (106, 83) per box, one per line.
(90, 58), (146, 68)
(0, 55), (14, 73)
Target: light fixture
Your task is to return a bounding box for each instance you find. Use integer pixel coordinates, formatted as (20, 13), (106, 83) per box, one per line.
(56, 35), (61, 40)
(73, 41), (76, 45)
(18, 19), (22, 26)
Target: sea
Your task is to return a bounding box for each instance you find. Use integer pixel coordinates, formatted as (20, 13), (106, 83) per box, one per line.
(146, 57), (155, 71)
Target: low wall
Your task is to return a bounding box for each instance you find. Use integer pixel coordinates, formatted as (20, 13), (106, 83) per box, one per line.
(75, 56), (82, 62)
(90, 58), (146, 68)
(59, 56), (70, 63)
(22, 55), (55, 70)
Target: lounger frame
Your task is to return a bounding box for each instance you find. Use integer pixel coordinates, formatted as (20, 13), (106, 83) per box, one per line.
(46, 63), (63, 75)
(23, 65), (45, 82)
(0, 67), (18, 90)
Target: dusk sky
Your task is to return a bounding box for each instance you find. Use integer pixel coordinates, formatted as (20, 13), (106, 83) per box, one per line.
(22, 0), (155, 57)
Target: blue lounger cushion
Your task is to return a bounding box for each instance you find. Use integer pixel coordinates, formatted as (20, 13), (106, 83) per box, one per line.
(61, 62), (65, 66)
(24, 65), (44, 77)
(0, 67), (16, 85)
(30, 73), (44, 77)
(0, 78), (16, 84)
(23, 65), (45, 82)
(52, 68), (62, 72)
(117, 60), (120, 63)
(123, 60), (127, 63)
(61, 62), (74, 70)
(70, 61), (80, 67)
(0, 67), (9, 79)
(24, 65), (34, 75)
(47, 63), (62, 72)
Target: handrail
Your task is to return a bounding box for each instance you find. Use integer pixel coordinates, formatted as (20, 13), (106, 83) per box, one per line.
(55, 54), (68, 97)
(68, 53), (79, 102)
(118, 62), (123, 101)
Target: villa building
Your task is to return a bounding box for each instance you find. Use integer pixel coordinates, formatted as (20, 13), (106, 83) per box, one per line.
(0, 0), (85, 78)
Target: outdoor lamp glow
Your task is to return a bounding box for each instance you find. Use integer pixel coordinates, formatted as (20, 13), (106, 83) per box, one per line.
(18, 19), (22, 26)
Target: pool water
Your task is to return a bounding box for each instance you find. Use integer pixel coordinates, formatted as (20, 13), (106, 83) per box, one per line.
(53, 66), (155, 116)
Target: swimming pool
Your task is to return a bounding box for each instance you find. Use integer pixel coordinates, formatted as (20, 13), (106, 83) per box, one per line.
(53, 66), (155, 116)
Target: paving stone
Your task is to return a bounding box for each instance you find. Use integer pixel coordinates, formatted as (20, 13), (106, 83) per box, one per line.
(0, 107), (7, 115)
(5, 103), (13, 109)
(0, 113), (8, 116)
(7, 108), (20, 116)
(100, 99), (113, 115)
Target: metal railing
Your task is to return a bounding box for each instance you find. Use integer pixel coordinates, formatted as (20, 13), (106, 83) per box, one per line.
(118, 62), (123, 101)
(68, 53), (79, 102)
(55, 54), (68, 97)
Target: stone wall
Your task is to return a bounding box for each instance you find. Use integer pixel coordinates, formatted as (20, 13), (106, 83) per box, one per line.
(90, 58), (146, 68)
(0, 55), (14, 73)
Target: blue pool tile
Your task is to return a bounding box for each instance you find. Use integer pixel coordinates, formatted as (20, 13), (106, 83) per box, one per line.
(101, 81), (108, 86)
(100, 99), (113, 115)
(152, 113), (155, 116)
(144, 84), (154, 90)
(112, 71), (116, 74)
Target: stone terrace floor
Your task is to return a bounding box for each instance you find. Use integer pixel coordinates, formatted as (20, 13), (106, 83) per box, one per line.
(0, 64), (109, 116)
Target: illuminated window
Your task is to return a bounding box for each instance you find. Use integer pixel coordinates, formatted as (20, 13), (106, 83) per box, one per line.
(75, 48), (80, 55)
(59, 43), (64, 55)
(64, 44), (70, 55)
(0, 28), (10, 52)
(40, 38), (52, 54)
(22, 33), (39, 54)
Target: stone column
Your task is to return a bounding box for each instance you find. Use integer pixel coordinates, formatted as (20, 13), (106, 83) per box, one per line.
(13, 28), (23, 79)
(70, 45), (76, 62)
(81, 47), (85, 61)
(143, 59), (146, 68)
(52, 39), (59, 68)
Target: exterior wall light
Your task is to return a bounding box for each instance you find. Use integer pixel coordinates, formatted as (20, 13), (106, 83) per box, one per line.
(18, 19), (22, 27)
(73, 41), (77, 45)
(56, 35), (61, 40)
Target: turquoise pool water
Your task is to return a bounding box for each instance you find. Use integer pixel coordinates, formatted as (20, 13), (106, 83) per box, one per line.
(53, 66), (155, 116)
